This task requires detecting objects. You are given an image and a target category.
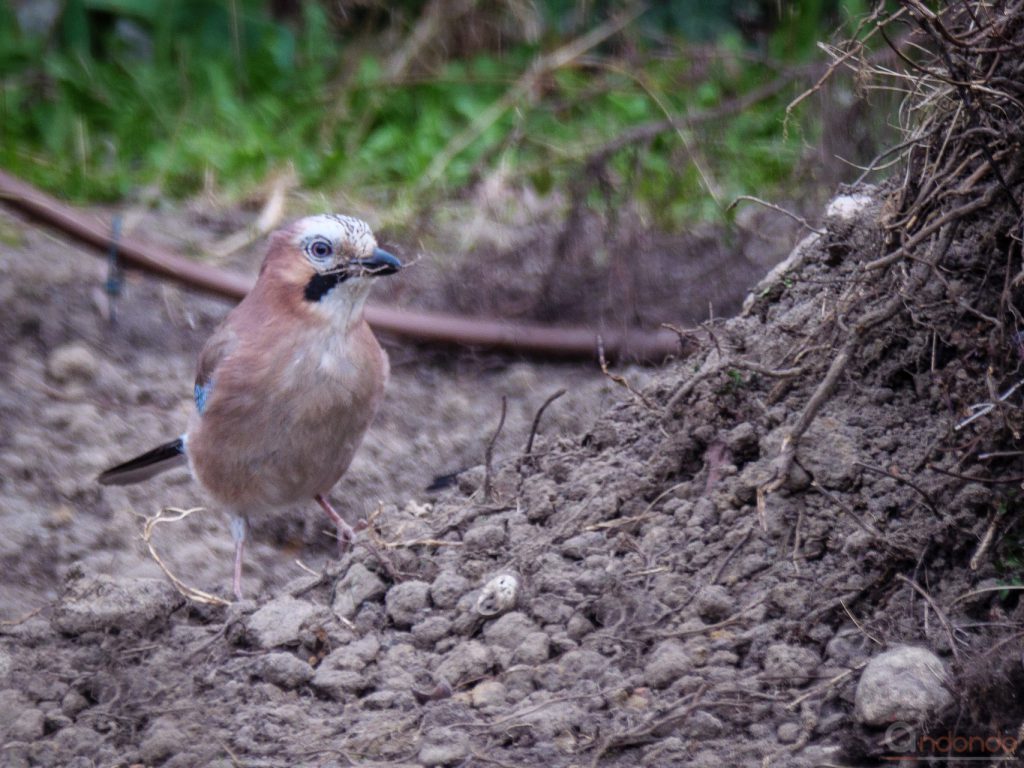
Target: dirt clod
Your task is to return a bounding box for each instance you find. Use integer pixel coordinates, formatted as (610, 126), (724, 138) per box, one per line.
(471, 679), (507, 708)
(418, 727), (470, 766)
(241, 594), (318, 649)
(385, 580), (431, 627)
(332, 562), (386, 618)
(644, 639), (695, 689)
(429, 571), (470, 609)
(51, 575), (183, 635)
(255, 652), (314, 689)
(7, 708), (44, 742)
(763, 643), (822, 686)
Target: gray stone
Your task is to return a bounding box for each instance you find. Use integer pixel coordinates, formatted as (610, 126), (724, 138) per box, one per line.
(540, 649), (606, 691)
(430, 571), (469, 609)
(483, 611), (539, 650)
(0, 743), (28, 768)
(694, 584), (733, 622)
(312, 667), (369, 700)
(332, 563), (386, 619)
(418, 727), (469, 766)
(514, 697), (589, 739)
(854, 645), (953, 725)
(435, 641), (493, 686)
(645, 639), (692, 688)
(319, 634), (380, 672)
(798, 417), (861, 489)
(244, 595), (318, 649)
(725, 422), (759, 456)
(139, 718), (184, 764)
(826, 628), (868, 666)
(680, 710), (724, 739)
(560, 532), (605, 559)
(566, 612), (595, 640)
(514, 632), (551, 665)
(689, 498), (717, 528)
(362, 690), (399, 709)
(7, 709), (43, 741)
(528, 593), (577, 626)
(47, 343), (98, 384)
(471, 680), (507, 708)
(463, 524), (506, 552)
(51, 576), (183, 635)
(456, 466), (485, 495)
(256, 652), (314, 689)
(61, 689), (89, 718)
(411, 615), (453, 647)
(377, 643), (421, 691)
(826, 192), (875, 223)
(763, 643), (820, 685)
(385, 580), (431, 628)
(27, 741), (60, 767)
(707, 650), (739, 666)
(777, 721), (802, 743)
(816, 712), (846, 735)
(50, 726), (101, 757)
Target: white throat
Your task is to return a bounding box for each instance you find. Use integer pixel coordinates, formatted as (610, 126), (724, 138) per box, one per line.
(314, 277), (372, 331)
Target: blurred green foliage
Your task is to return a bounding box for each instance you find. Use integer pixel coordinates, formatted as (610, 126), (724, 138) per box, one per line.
(0, 0), (871, 225)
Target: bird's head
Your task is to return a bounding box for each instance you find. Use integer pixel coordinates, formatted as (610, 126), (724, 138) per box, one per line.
(263, 213), (402, 323)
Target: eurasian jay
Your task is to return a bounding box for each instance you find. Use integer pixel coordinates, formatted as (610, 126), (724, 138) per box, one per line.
(98, 214), (402, 599)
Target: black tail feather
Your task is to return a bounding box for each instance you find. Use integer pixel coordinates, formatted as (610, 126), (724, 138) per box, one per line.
(98, 437), (187, 486)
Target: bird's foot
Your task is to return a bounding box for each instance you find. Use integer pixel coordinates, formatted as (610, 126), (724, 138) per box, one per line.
(334, 517), (357, 557)
(315, 494), (400, 582)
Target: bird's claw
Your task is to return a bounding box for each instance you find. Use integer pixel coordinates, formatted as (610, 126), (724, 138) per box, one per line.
(335, 519), (357, 556)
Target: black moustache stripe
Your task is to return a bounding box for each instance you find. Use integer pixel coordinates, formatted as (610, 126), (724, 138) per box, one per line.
(304, 270), (349, 302)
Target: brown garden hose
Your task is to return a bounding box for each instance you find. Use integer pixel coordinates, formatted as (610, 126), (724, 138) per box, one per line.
(0, 169), (683, 362)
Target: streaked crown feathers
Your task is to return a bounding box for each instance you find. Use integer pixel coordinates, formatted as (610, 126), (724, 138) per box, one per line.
(294, 214), (377, 269)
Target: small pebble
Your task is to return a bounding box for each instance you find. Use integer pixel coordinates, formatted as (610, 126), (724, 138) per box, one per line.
(47, 343), (98, 384)
(476, 574), (518, 616)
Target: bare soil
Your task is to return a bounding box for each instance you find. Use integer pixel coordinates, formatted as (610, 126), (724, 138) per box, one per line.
(0, 189), (1017, 767)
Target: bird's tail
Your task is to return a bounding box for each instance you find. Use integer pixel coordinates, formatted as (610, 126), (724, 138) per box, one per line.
(97, 437), (187, 486)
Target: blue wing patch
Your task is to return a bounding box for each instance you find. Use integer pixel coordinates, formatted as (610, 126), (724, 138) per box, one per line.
(194, 380), (213, 415)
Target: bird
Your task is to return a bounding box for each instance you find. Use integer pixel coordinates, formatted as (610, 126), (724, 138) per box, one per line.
(98, 213), (402, 599)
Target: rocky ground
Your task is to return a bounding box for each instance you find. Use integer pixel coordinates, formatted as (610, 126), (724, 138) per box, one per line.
(0, 188), (1020, 767)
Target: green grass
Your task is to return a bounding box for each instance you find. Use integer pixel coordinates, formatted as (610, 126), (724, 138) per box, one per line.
(0, 0), (871, 227)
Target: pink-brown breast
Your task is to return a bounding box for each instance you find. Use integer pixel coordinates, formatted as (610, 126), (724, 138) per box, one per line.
(185, 291), (388, 512)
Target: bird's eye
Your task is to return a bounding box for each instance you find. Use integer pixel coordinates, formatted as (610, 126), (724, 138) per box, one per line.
(309, 240), (332, 261)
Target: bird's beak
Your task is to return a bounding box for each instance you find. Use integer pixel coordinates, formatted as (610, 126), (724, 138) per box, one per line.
(352, 248), (402, 277)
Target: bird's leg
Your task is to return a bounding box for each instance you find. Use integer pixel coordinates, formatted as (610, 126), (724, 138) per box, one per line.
(229, 514), (249, 601)
(314, 494), (399, 581)
(315, 494), (356, 554)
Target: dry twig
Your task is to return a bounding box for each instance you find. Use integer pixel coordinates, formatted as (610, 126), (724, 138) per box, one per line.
(896, 574), (962, 663)
(484, 396), (508, 502)
(136, 506), (230, 606)
(524, 388), (566, 458)
(599, 336), (654, 410)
